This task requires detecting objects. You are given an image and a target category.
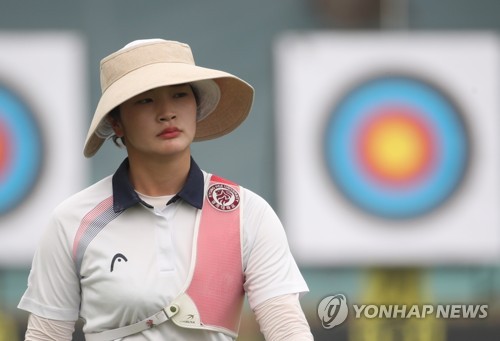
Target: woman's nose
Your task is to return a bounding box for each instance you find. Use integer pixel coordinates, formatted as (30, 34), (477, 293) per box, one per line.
(157, 99), (176, 122)
(158, 113), (176, 122)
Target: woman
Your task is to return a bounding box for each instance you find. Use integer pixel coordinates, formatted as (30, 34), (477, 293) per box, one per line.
(19, 39), (313, 340)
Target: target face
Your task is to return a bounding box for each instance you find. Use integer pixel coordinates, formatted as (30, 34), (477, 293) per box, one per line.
(275, 32), (500, 265)
(0, 86), (43, 215)
(324, 75), (469, 219)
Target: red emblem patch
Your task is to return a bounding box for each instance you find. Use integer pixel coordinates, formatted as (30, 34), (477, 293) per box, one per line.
(207, 183), (240, 211)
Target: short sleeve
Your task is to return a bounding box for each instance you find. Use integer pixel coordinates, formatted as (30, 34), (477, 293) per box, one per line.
(18, 210), (81, 321)
(241, 190), (309, 310)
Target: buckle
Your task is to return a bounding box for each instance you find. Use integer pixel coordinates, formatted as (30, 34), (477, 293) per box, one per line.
(164, 304), (179, 318)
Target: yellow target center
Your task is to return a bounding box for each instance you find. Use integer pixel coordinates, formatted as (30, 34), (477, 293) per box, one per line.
(364, 117), (428, 181)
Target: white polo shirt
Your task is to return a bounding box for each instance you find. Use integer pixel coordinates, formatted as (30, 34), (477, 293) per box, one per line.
(18, 157), (309, 340)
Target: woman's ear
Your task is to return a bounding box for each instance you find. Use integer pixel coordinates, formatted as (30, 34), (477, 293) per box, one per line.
(107, 114), (124, 137)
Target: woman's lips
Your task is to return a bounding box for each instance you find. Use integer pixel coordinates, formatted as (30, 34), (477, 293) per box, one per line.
(157, 127), (181, 139)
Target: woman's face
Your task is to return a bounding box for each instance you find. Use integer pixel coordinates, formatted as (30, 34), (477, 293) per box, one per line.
(111, 84), (198, 159)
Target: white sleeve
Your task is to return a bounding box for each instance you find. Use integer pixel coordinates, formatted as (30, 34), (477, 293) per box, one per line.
(242, 190), (309, 309)
(25, 314), (75, 341)
(254, 293), (313, 340)
(18, 211), (81, 321)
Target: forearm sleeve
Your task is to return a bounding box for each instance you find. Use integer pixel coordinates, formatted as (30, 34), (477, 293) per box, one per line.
(25, 313), (75, 341)
(254, 293), (313, 340)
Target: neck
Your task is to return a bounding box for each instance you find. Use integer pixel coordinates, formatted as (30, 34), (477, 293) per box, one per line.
(127, 151), (191, 196)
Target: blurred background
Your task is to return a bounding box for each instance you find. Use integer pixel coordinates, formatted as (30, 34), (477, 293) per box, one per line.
(1, 0), (500, 340)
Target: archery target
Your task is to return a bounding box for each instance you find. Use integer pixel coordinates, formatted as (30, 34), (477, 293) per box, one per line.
(324, 75), (469, 219)
(275, 32), (500, 265)
(0, 32), (87, 266)
(0, 86), (43, 215)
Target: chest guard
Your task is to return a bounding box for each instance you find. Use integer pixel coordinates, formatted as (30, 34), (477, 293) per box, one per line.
(85, 175), (244, 341)
(170, 174), (244, 336)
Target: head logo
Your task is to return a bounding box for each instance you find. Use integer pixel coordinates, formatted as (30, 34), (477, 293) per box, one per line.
(318, 294), (349, 329)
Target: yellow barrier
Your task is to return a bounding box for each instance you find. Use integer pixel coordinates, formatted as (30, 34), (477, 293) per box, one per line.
(349, 268), (446, 341)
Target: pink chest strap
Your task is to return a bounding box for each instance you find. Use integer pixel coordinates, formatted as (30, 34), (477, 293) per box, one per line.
(186, 174), (244, 334)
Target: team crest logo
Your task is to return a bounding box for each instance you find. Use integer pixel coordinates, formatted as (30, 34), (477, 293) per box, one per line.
(207, 183), (240, 211)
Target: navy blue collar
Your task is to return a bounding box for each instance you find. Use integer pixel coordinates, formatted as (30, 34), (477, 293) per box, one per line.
(112, 157), (204, 212)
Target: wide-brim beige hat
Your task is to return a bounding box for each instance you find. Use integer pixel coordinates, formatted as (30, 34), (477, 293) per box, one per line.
(84, 39), (254, 157)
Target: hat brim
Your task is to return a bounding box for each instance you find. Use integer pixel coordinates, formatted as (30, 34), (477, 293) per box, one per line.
(84, 62), (254, 157)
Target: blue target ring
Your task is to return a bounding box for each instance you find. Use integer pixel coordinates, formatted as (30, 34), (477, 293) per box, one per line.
(0, 86), (43, 215)
(324, 75), (469, 219)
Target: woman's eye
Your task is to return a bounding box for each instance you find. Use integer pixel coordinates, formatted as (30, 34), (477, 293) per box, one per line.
(173, 92), (188, 99)
(136, 98), (153, 104)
